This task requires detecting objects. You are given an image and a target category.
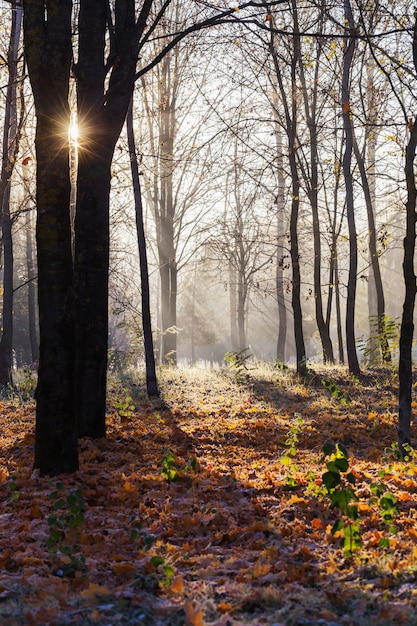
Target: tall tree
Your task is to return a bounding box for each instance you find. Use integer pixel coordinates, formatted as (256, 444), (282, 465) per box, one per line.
(296, 4), (334, 364)
(24, 0), (285, 473)
(126, 98), (159, 397)
(24, 0), (78, 473)
(0, 3), (23, 386)
(398, 15), (417, 454)
(269, 4), (307, 374)
(341, 0), (360, 376)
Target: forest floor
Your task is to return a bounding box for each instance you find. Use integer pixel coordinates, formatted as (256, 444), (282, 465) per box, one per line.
(1, 363), (417, 625)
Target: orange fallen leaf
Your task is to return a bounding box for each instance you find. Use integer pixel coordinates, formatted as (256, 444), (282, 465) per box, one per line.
(312, 517), (324, 529)
(170, 575), (184, 593)
(218, 602), (233, 613)
(80, 583), (110, 599)
(185, 601), (204, 626)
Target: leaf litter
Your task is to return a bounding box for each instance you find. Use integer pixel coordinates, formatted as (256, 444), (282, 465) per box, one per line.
(1, 365), (417, 624)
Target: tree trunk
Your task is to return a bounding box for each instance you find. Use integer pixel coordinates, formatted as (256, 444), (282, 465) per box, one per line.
(342, 0), (360, 376)
(274, 122), (287, 362)
(296, 6), (334, 364)
(229, 260), (239, 351)
(24, 0), (78, 474)
(126, 99), (159, 397)
(73, 0), (137, 437)
(74, 154), (111, 438)
(0, 185), (14, 386)
(0, 4), (22, 386)
(270, 5), (306, 374)
(398, 116), (417, 451)
(26, 209), (39, 363)
(157, 55), (178, 365)
(353, 132), (390, 363)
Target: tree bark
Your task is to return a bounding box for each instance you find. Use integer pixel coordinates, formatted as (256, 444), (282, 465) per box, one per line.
(126, 99), (159, 397)
(0, 4), (22, 386)
(24, 0), (78, 474)
(274, 124), (287, 362)
(0, 185), (14, 386)
(269, 6), (306, 374)
(26, 209), (39, 363)
(398, 116), (417, 451)
(296, 6), (334, 364)
(73, 0), (138, 437)
(353, 131), (390, 363)
(229, 259), (239, 351)
(342, 0), (360, 376)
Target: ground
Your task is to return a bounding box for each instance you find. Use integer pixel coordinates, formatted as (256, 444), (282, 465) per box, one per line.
(1, 363), (417, 625)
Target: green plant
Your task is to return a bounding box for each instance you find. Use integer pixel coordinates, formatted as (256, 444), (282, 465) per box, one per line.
(129, 516), (155, 550)
(369, 481), (399, 548)
(382, 441), (411, 463)
(273, 360), (288, 371)
(7, 473), (20, 501)
(150, 555), (175, 588)
(161, 450), (198, 483)
(321, 443), (362, 555)
(184, 456), (197, 473)
(161, 449), (179, 483)
(224, 348), (252, 380)
(356, 314), (400, 365)
(322, 377), (350, 404)
(280, 416), (303, 488)
(47, 482), (87, 577)
(114, 389), (135, 421)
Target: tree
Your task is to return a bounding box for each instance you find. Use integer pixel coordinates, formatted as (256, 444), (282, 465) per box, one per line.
(341, 0), (360, 376)
(139, 31), (218, 365)
(24, 0), (285, 474)
(268, 4), (307, 374)
(0, 2), (23, 386)
(24, 0), (78, 474)
(398, 14), (417, 454)
(296, 4), (334, 364)
(126, 98), (159, 397)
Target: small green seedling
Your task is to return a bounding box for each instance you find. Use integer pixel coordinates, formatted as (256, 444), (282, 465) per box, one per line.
(322, 377), (349, 404)
(161, 449), (179, 483)
(321, 443), (362, 555)
(280, 416), (303, 488)
(7, 474), (20, 501)
(129, 515), (155, 550)
(224, 348), (252, 380)
(150, 555), (175, 588)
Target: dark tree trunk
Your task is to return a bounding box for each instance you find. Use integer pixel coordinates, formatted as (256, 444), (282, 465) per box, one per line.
(126, 99), (159, 397)
(342, 0), (360, 376)
(0, 188), (14, 385)
(26, 210), (39, 363)
(398, 116), (417, 451)
(0, 5), (22, 386)
(297, 6), (334, 364)
(73, 0), (138, 437)
(269, 5), (306, 374)
(24, 0), (78, 474)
